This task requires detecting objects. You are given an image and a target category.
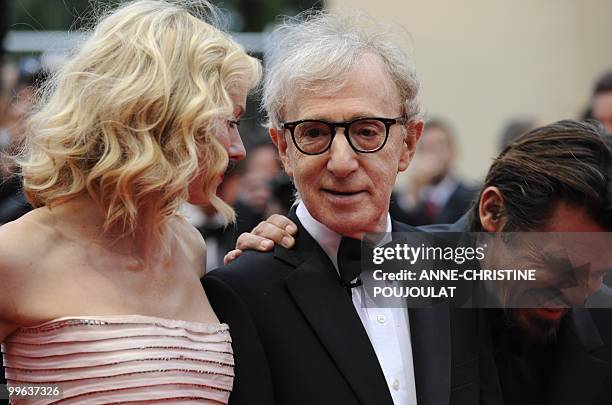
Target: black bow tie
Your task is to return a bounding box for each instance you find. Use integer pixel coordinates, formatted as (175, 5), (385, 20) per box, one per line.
(337, 237), (363, 297)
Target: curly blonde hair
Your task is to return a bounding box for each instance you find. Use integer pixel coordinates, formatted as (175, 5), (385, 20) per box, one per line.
(19, 0), (261, 236)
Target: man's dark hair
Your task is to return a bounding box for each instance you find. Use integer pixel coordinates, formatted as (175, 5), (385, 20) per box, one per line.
(468, 120), (612, 231)
(594, 70), (612, 96)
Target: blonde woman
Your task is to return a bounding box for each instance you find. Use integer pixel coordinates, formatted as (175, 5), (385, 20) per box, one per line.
(0, 1), (262, 402)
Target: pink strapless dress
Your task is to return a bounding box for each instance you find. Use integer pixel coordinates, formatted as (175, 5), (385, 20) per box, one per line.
(1, 315), (234, 404)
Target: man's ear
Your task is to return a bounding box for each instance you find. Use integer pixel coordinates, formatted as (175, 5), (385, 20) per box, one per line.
(479, 186), (506, 232)
(269, 127), (293, 177)
(398, 120), (424, 172)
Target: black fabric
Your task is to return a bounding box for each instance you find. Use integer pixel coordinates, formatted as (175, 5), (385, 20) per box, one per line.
(203, 212), (494, 405)
(0, 0), (12, 60)
(490, 310), (560, 405)
(486, 308), (612, 405)
(0, 177), (32, 224)
(233, 200), (264, 239)
(337, 236), (362, 296)
(0, 192), (32, 224)
(203, 274), (275, 405)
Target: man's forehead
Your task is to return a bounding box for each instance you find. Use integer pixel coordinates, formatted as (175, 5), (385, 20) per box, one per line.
(539, 201), (605, 232)
(282, 55), (402, 122)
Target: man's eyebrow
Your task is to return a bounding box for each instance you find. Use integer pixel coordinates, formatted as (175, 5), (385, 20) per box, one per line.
(300, 112), (384, 122)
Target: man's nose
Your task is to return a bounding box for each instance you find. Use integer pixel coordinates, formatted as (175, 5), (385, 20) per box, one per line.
(326, 129), (359, 177)
(229, 130), (246, 161)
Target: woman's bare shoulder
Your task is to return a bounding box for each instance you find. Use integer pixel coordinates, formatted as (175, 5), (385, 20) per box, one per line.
(0, 208), (57, 269)
(168, 215), (207, 277)
(0, 209), (58, 327)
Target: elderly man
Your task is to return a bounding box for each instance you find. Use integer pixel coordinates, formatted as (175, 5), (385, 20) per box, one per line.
(203, 11), (489, 405)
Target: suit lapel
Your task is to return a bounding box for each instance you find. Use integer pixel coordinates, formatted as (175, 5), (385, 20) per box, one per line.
(549, 308), (610, 405)
(280, 213), (393, 405)
(408, 307), (451, 405)
(393, 218), (452, 405)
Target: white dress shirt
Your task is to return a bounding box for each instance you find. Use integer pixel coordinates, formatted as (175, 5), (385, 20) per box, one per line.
(296, 202), (418, 405)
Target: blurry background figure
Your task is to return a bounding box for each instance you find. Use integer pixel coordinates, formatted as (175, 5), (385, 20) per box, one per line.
(0, 58), (47, 224)
(390, 118), (476, 226)
(590, 70), (612, 133)
(0, 0), (10, 61)
(0, 62), (19, 151)
(234, 141), (282, 235)
(180, 163), (243, 272)
(268, 172), (294, 215)
(497, 117), (538, 152)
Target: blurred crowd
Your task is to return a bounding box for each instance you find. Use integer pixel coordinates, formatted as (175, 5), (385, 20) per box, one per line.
(1, 55), (612, 271)
(0, 58), (44, 224)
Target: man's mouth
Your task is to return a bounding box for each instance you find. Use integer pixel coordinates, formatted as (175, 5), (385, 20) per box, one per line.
(323, 188), (365, 197)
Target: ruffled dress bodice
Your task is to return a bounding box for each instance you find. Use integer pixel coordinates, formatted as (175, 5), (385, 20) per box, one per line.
(2, 315), (234, 404)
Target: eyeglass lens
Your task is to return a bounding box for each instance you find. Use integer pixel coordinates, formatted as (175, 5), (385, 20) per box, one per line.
(294, 118), (387, 153)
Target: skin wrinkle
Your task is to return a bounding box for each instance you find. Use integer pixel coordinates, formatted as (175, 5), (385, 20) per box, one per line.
(272, 53), (422, 239)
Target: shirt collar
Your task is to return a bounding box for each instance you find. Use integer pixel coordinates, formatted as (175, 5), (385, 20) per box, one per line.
(295, 201), (391, 271)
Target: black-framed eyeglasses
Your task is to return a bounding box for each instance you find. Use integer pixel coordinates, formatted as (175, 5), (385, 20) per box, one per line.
(281, 117), (408, 155)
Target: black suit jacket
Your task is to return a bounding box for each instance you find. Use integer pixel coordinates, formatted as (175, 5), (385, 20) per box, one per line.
(490, 307), (612, 405)
(203, 213), (491, 405)
(547, 307), (612, 405)
(390, 183), (477, 227)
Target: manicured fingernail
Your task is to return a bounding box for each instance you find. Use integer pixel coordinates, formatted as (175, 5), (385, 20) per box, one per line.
(281, 236), (292, 248)
(261, 240), (274, 249)
(286, 225), (297, 233)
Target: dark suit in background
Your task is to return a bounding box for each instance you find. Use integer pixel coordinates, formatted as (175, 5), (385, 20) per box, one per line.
(203, 213), (492, 405)
(390, 182), (476, 227)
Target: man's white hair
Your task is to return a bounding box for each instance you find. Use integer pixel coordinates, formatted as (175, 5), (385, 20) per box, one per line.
(262, 10), (421, 129)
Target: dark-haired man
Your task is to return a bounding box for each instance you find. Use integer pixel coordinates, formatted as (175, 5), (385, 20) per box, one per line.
(464, 121), (612, 405)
